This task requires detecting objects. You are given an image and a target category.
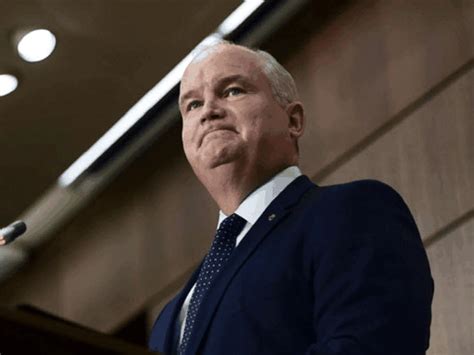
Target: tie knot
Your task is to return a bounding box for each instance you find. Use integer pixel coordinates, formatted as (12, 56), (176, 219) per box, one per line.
(218, 213), (246, 236)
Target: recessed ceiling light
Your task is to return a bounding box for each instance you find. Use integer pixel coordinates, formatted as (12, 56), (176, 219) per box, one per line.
(0, 74), (19, 97)
(17, 29), (56, 63)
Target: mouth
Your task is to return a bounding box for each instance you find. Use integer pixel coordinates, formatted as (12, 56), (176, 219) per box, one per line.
(200, 127), (236, 147)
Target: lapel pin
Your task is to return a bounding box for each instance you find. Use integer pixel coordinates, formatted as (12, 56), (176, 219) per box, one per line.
(268, 213), (276, 221)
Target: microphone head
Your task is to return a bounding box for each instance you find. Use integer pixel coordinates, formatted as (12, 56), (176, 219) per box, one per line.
(0, 220), (27, 245)
(10, 220), (27, 235)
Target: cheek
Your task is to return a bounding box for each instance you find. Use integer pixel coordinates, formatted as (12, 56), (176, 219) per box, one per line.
(237, 116), (259, 143)
(241, 105), (281, 139)
(235, 103), (266, 135)
(181, 126), (193, 154)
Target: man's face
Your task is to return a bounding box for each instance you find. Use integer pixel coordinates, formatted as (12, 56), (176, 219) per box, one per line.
(179, 45), (295, 176)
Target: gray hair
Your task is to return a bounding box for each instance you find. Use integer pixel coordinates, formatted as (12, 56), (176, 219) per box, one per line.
(190, 40), (299, 107)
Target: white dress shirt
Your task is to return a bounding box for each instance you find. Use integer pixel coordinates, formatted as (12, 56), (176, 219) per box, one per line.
(178, 165), (302, 343)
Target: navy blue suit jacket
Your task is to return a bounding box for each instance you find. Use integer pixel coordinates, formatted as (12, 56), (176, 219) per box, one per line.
(149, 176), (434, 354)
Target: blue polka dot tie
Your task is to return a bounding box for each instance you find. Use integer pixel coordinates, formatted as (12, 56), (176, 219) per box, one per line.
(178, 213), (247, 354)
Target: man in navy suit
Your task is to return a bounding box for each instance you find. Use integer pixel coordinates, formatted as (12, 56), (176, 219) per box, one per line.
(149, 41), (434, 354)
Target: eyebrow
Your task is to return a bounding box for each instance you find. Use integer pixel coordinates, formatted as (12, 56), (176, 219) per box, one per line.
(179, 74), (250, 107)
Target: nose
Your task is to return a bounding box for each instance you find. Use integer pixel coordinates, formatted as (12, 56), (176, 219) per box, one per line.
(200, 98), (225, 124)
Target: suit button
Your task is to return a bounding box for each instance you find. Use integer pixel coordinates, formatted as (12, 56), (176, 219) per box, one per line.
(268, 213), (276, 221)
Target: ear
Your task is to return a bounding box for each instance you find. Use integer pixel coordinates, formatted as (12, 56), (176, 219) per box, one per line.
(286, 101), (305, 139)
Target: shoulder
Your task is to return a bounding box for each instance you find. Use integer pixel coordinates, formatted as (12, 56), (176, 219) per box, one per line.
(320, 178), (401, 198)
(300, 179), (418, 242)
(313, 179), (407, 213)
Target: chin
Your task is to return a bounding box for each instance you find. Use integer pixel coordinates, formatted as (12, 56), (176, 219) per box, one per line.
(189, 156), (236, 183)
(199, 143), (241, 166)
(205, 155), (238, 169)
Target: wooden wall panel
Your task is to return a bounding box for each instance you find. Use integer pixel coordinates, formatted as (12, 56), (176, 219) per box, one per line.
(285, 0), (473, 179)
(427, 220), (473, 355)
(58, 191), (146, 330)
(0, 245), (64, 313)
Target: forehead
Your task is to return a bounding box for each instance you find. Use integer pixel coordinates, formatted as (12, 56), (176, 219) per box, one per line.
(180, 46), (265, 93)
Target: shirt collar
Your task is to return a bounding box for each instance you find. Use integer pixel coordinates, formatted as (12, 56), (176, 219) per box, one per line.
(217, 165), (302, 228)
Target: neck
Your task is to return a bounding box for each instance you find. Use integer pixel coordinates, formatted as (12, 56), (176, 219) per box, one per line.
(197, 161), (292, 215)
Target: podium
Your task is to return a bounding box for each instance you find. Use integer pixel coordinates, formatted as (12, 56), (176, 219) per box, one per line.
(0, 305), (156, 354)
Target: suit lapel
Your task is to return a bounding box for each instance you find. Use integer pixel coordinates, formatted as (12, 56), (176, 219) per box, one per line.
(185, 175), (315, 354)
(161, 262), (203, 354)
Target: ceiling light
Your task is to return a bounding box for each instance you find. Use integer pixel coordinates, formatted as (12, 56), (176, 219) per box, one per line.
(17, 29), (56, 63)
(0, 74), (18, 97)
(217, 0), (264, 35)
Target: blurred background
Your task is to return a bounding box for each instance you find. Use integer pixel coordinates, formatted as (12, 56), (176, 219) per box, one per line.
(0, 0), (472, 353)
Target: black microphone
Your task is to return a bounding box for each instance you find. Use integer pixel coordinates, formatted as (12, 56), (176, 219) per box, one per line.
(0, 220), (27, 245)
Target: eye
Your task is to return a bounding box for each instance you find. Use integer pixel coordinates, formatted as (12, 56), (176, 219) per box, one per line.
(186, 100), (202, 112)
(224, 87), (244, 97)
